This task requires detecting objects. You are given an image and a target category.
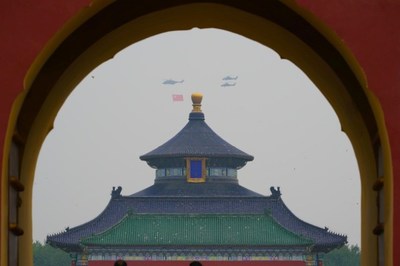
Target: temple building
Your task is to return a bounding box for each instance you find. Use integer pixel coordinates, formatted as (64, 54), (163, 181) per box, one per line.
(47, 93), (347, 266)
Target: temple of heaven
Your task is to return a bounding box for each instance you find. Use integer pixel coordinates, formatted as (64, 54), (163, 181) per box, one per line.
(47, 93), (347, 266)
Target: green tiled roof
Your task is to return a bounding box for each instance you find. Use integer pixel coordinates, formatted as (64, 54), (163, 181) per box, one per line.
(81, 213), (313, 246)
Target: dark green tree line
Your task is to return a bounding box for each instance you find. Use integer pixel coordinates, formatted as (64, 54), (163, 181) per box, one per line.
(33, 241), (70, 266)
(324, 244), (360, 266)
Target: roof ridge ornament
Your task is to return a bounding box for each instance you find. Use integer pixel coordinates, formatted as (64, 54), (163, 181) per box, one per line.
(191, 92), (203, 112)
(270, 186), (282, 198)
(188, 92), (205, 120)
(111, 186), (122, 199)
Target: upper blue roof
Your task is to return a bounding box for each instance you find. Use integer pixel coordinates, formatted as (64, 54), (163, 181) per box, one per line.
(140, 110), (254, 169)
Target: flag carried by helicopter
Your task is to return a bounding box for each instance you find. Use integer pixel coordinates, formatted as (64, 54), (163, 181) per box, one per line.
(172, 94), (184, 102)
(161, 78), (185, 102)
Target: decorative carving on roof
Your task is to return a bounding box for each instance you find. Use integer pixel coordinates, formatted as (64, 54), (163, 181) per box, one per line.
(270, 186), (282, 198)
(111, 186), (122, 199)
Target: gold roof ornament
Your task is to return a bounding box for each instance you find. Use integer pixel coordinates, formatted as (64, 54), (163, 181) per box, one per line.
(191, 92), (203, 112)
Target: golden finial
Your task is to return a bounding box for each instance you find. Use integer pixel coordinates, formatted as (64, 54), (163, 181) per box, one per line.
(191, 92), (203, 112)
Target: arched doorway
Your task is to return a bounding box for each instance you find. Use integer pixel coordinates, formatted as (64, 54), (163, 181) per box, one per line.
(6, 2), (389, 265)
(33, 27), (361, 249)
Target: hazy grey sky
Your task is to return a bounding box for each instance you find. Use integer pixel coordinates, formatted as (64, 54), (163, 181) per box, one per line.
(33, 28), (360, 245)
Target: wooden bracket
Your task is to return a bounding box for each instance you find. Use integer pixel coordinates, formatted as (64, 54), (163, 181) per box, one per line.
(9, 176), (24, 192)
(373, 178), (384, 191)
(373, 223), (384, 235)
(9, 223), (24, 236)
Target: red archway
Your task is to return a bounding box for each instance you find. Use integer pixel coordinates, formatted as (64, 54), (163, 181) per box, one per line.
(1, 1), (399, 266)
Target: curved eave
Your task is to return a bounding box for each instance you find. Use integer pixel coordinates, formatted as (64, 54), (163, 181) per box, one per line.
(45, 240), (82, 252)
(46, 197), (126, 248)
(143, 156), (251, 170)
(46, 195), (347, 252)
(272, 197), (347, 251)
(140, 118), (254, 165)
(141, 153), (254, 161)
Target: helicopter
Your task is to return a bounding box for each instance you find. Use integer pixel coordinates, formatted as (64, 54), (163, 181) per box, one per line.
(221, 82), (236, 87)
(162, 79), (184, 85)
(222, 75), (238, 81)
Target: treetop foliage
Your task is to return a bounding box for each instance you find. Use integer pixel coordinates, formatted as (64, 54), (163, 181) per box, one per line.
(324, 244), (360, 266)
(33, 241), (70, 266)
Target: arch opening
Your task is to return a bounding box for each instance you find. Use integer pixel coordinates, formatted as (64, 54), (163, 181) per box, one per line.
(33, 28), (361, 249)
(4, 2), (387, 266)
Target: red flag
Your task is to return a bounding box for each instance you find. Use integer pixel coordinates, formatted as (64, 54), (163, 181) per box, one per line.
(172, 94), (184, 102)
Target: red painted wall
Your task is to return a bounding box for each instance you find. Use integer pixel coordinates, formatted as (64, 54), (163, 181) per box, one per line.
(0, 0), (91, 171)
(0, 0), (91, 261)
(295, 2), (400, 261)
(88, 261), (306, 266)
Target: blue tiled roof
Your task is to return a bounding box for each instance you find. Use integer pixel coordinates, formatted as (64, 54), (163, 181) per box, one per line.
(140, 111), (254, 168)
(47, 195), (346, 252)
(131, 182), (263, 197)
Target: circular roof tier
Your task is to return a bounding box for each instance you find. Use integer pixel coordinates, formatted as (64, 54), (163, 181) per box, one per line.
(140, 93), (254, 169)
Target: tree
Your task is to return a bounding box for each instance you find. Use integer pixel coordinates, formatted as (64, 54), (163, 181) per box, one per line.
(324, 244), (360, 266)
(33, 241), (70, 266)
